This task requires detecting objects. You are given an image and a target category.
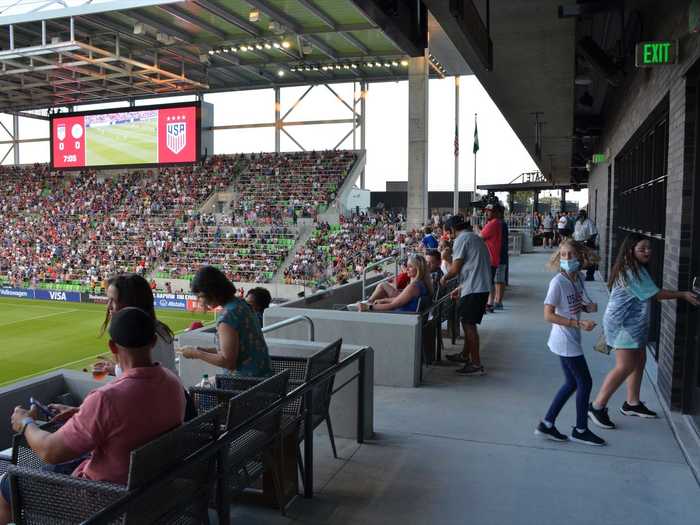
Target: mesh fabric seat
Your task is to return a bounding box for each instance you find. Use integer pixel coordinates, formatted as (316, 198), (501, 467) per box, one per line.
(8, 408), (222, 525)
(216, 370), (290, 513)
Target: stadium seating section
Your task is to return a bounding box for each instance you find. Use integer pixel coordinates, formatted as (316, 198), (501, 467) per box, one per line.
(0, 151), (356, 289)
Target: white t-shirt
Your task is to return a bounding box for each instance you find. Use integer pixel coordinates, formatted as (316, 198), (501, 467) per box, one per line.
(558, 216), (568, 230)
(544, 273), (586, 357)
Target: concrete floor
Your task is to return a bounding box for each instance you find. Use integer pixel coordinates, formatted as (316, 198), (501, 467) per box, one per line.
(230, 250), (700, 525)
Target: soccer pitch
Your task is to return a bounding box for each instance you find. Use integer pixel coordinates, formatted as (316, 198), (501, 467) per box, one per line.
(0, 297), (213, 387)
(85, 120), (158, 166)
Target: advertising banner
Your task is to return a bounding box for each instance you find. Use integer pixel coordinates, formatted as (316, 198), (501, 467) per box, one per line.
(153, 292), (196, 310)
(34, 289), (82, 303)
(0, 287), (34, 299)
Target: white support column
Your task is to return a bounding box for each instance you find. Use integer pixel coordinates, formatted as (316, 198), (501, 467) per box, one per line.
(407, 53), (429, 229)
(360, 80), (367, 189)
(274, 87), (281, 153)
(12, 113), (19, 165)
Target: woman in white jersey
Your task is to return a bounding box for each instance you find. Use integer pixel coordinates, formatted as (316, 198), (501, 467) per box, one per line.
(535, 239), (605, 446)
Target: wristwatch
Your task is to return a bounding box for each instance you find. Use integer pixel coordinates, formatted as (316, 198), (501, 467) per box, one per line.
(20, 416), (35, 435)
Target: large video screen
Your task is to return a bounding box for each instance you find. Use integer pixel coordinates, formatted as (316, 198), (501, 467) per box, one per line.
(51, 102), (200, 169)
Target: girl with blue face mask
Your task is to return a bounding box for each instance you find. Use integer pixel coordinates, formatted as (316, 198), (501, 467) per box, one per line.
(536, 240), (605, 446)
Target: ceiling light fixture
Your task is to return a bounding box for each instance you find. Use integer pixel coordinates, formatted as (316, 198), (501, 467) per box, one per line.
(401, 59), (408, 66)
(249, 8), (260, 22)
(281, 40), (291, 49)
(277, 69), (285, 77)
(255, 43), (263, 50)
(264, 43), (272, 50)
(273, 42), (281, 49)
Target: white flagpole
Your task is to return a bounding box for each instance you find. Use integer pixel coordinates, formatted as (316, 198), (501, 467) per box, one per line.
(454, 77), (460, 215)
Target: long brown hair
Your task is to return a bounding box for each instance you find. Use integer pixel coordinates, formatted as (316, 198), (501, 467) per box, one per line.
(546, 238), (599, 272)
(607, 233), (648, 290)
(100, 274), (174, 342)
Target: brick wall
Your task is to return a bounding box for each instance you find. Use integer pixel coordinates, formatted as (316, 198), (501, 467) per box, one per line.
(586, 2), (700, 409)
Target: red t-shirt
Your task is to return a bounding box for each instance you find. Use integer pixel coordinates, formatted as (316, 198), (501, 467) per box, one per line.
(480, 219), (503, 267)
(57, 366), (185, 485)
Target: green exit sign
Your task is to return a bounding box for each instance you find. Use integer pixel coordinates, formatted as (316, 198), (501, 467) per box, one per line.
(592, 153), (607, 164)
(635, 41), (678, 67)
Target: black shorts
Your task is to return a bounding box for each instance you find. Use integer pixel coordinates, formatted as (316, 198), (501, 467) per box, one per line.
(543, 231), (553, 239)
(458, 292), (490, 325)
(490, 266), (497, 285)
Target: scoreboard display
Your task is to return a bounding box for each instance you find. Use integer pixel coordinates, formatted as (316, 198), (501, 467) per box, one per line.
(51, 102), (200, 170)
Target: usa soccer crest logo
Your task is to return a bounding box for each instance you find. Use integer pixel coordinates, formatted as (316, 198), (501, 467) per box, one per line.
(166, 117), (187, 155)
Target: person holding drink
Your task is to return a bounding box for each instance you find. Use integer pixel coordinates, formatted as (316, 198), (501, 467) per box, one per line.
(179, 266), (273, 377)
(535, 239), (605, 446)
(93, 274), (177, 377)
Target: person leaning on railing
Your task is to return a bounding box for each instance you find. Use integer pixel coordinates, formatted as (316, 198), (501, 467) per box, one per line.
(179, 266), (273, 378)
(0, 307), (185, 525)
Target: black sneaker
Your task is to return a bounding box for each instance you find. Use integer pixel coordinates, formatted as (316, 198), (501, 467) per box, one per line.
(620, 401), (658, 419)
(485, 304), (495, 313)
(588, 403), (616, 429)
(456, 364), (485, 376)
(570, 428), (606, 446)
(534, 422), (568, 442)
(445, 352), (469, 364)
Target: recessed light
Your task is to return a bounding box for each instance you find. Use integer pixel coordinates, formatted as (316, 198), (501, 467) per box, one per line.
(401, 60), (408, 66)
(277, 70), (285, 77)
(282, 40), (291, 49)
(273, 42), (281, 49)
(255, 43), (263, 50)
(249, 9), (260, 22)
(264, 43), (272, 50)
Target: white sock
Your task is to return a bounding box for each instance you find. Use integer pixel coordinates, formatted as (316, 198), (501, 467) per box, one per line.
(592, 402), (603, 410)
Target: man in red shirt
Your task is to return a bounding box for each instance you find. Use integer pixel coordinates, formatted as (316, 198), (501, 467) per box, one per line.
(480, 204), (503, 313)
(0, 308), (185, 524)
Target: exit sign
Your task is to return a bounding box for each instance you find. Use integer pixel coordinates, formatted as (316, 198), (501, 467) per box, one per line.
(635, 41), (678, 67)
(592, 153), (607, 164)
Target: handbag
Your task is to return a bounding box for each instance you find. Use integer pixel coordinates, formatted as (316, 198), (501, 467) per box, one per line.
(593, 330), (611, 355)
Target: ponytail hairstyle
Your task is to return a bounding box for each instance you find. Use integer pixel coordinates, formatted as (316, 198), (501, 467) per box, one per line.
(607, 233), (648, 290)
(546, 238), (600, 273)
(100, 274), (174, 343)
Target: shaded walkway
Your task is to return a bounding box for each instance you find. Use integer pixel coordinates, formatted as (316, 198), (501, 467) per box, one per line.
(231, 250), (700, 525)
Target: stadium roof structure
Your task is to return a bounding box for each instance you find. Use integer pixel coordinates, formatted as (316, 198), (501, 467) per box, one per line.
(0, 0), (468, 112)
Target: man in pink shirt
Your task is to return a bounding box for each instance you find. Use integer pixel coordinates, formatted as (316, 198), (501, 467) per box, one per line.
(0, 307), (185, 525)
(480, 204), (503, 313)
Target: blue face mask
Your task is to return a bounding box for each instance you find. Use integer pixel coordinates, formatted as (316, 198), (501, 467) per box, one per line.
(560, 258), (581, 273)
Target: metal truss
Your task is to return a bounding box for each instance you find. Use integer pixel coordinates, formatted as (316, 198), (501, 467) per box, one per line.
(0, 16), (208, 111)
(209, 81), (367, 157)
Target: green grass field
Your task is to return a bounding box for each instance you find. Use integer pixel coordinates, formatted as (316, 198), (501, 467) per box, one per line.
(0, 297), (214, 387)
(85, 119), (158, 166)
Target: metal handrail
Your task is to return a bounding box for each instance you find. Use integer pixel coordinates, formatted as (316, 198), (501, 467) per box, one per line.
(262, 315), (315, 342)
(82, 345), (370, 523)
(361, 256), (399, 300)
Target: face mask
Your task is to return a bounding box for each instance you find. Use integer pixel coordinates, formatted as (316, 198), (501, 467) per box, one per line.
(560, 258), (581, 273)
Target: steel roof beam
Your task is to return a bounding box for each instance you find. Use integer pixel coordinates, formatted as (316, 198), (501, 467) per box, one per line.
(244, 0), (339, 60)
(349, 0), (427, 57)
(192, 0), (261, 37)
(295, 0), (369, 55)
(125, 11), (193, 43)
(158, 4), (227, 39)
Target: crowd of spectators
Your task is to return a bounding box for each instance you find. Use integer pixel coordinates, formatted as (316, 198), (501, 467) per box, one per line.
(0, 151), (357, 289)
(232, 150), (356, 225)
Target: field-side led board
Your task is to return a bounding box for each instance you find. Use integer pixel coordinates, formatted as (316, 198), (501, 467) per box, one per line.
(50, 102), (201, 170)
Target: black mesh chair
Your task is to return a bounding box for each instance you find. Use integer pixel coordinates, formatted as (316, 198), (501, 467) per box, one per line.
(296, 338), (342, 487)
(217, 370), (290, 513)
(8, 408), (223, 525)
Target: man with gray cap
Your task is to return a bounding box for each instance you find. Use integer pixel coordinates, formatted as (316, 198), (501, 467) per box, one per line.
(0, 307), (185, 524)
(440, 215), (492, 376)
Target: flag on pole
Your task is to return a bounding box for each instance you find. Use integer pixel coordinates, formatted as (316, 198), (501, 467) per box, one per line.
(454, 124), (459, 157)
(473, 116), (479, 154)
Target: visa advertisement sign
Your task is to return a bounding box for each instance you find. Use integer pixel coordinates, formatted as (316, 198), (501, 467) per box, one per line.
(35, 289), (82, 303)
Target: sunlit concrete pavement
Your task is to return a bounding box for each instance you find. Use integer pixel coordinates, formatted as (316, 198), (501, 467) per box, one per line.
(227, 249), (700, 525)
